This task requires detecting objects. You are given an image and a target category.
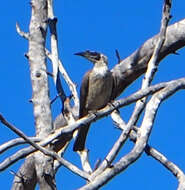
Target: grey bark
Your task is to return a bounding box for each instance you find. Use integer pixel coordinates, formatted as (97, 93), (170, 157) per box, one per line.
(12, 0), (56, 189)
(11, 156), (36, 190)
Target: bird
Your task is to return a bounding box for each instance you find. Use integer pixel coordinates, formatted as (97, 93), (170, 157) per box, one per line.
(73, 50), (113, 152)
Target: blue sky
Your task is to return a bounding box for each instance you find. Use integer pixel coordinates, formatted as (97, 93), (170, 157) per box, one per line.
(0, 0), (185, 189)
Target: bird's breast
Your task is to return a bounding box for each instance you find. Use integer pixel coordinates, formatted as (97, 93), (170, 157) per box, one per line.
(85, 70), (112, 110)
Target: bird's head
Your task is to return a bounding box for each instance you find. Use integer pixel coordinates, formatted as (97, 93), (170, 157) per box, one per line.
(74, 50), (108, 65)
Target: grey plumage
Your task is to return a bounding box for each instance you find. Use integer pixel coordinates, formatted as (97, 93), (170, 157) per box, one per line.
(73, 50), (113, 151)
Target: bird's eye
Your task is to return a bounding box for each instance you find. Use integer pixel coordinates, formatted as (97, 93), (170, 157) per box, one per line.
(94, 54), (101, 60)
(86, 50), (101, 60)
(91, 52), (100, 60)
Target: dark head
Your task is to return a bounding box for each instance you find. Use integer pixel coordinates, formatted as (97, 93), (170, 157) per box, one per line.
(74, 50), (107, 64)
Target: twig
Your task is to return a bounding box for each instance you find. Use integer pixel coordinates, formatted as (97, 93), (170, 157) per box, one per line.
(16, 23), (30, 40)
(47, 0), (79, 110)
(115, 49), (121, 63)
(46, 49), (79, 109)
(142, 0), (171, 89)
(16, 12), (79, 107)
(127, 0), (172, 129)
(51, 92), (63, 104)
(47, 71), (53, 77)
(47, 17), (59, 84)
(47, 0), (67, 105)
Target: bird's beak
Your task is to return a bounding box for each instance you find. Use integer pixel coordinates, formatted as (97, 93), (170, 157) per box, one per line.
(74, 51), (86, 57)
(74, 51), (100, 63)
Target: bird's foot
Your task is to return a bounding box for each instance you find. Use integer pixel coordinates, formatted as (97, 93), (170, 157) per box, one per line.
(87, 110), (98, 118)
(107, 101), (118, 111)
(87, 110), (97, 115)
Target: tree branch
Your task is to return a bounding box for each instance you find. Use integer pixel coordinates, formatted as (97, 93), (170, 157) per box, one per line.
(47, 0), (66, 107)
(111, 17), (185, 100)
(28, 0), (55, 189)
(126, 0), (171, 131)
(16, 22), (30, 40)
(46, 49), (79, 111)
(0, 137), (40, 154)
(0, 78), (184, 172)
(142, 0), (171, 88)
(82, 79), (185, 189)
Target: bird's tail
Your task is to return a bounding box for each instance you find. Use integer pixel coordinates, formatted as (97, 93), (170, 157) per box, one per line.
(73, 124), (90, 151)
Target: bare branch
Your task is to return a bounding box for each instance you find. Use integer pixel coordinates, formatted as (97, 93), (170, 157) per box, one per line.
(47, 0), (54, 19)
(46, 49), (79, 110)
(47, 0), (67, 107)
(46, 0), (79, 109)
(57, 79), (180, 135)
(0, 114), (51, 155)
(27, 0), (56, 189)
(16, 18), (76, 110)
(16, 22), (30, 40)
(0, 81), (163, 170)
(35, 145), (90, 180)
(127, 0), (172, 129)
(178, 181), (185, 190)
(0, 137), (40, 154)
(142, 0), (171, 89)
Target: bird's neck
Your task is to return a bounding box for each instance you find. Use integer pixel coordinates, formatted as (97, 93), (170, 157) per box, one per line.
(92, 61), (108, 75)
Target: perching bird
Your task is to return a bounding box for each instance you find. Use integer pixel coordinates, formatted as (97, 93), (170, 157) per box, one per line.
(73, 50), (113, 152)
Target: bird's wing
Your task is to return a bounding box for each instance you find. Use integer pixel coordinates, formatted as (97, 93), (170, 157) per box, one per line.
(79, 70), (90, 117)
(73, 71), (90, 151)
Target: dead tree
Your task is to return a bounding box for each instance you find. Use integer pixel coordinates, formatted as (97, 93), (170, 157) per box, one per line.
(0, 0), (185, 189)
